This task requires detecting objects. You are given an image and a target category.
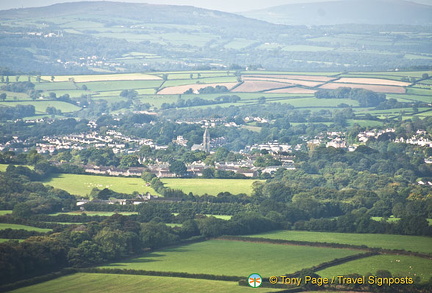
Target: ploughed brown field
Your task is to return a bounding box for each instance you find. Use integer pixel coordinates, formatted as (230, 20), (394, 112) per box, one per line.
(320, 83), (406, 93)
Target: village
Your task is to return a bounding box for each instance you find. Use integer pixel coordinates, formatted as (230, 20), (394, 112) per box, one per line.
(1, 118), (431, 180)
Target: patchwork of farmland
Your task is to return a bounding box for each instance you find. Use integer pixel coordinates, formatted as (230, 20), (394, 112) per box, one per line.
(100, 239), (362, 276)
(318, 255), (432, 283)
(6, 227), (432, 291)
(1, 70), (430, 121)
(247, 230), (432, 255)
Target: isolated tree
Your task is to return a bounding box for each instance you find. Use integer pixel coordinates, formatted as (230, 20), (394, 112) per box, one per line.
(202, 167), (215, 178)
(0, 93), (6, 101)
(51, 75), (55, 82)
(169, 160), (187, 177)
(46, 106), (57, 115)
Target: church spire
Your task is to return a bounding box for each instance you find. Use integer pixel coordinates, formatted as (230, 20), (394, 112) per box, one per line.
(203, 127), (210, 153)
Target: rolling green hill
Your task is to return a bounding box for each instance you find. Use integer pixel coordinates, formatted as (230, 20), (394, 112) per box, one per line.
(241, 0), (432, 26)
(0, 1), (431, 74)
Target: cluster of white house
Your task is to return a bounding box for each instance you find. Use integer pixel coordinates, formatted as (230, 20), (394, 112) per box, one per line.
(84, 157), (295, 179)
(35, 131), (155, 154)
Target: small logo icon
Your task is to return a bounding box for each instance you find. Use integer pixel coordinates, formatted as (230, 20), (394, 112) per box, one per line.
(248, 273), (262, 288)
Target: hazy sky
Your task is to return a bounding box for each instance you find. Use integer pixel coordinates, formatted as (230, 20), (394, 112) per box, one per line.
(1, 0), (432, 12)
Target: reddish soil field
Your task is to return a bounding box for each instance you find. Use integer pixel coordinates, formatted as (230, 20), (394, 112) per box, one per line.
(335, 78), (410, 86)
(232, 81), (294, 92)
(319, 83), (406, 93)
(244, 74), (335, 82)
(243, 77), (322, 87)
(265, 87), (316, 94)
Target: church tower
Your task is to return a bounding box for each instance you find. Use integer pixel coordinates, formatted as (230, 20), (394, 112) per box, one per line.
(203, 127), (210, 153)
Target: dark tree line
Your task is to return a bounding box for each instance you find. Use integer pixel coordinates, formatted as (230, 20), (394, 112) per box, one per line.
(315, 87), (387, 107)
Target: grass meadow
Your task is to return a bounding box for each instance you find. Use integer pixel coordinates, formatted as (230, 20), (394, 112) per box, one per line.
(100, 239), (361, 277)
(43, 73), (161, 83)
(9, 273), (283, 293)
(248, 230), (432, 255)
(42, 174), (157, 197)
(0, 164), (32, 172)
(0, 101), (80, 113)
(0, 223), (51, 232)
(49, 211), (138, 217)
(0, 239), (23, 243)
(161, 178), (260, 195)
(317, 255), (432, 283)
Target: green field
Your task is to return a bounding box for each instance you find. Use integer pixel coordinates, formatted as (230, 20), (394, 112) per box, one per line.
(0, 101), (81, 113)
(371, 217), (432, 225)
(43, 174), (157, 197)
(318, 255), (432, 283)
(49, 211), (138, 217)
(77, 80), (163, 92)
(100, 239), (361, 277)
(0, 164), (32, 172)
(0, 210), (12, 215)
(161, 178), (259, 195)
(249, 231), (432, 255)
(0, 223), (51, 232)
(10, 273), (283, 293)
(0, 239), (22, 243)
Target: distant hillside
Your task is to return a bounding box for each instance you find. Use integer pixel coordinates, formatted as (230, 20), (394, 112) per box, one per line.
(0, 1), (277, 34)
(241, 0), (432, 25)
(0, 1), (431, 74)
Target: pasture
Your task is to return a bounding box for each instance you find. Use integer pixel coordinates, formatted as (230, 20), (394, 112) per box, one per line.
(0, 100), (80, 114)
(161, 178), (259, 195)
(42, 174), (157, 197)
(100, 239), (361, 277)
(0, 223), (51, 232)
(9, 273), (282, 293)
(42, 73), (161, 82)
(317, 255), (432, 283)
(0, 164), (32, 172)
(248, 230), (432, 255)
(0, 239), (21, 243)
(49, 211), (138, 217)
(0, 210), (12, 215)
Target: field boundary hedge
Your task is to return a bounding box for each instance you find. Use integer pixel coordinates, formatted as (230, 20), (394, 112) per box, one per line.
(218, 236), (432, 259)
(78, 268), (243, 282)
(0, 268), (77, 293)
